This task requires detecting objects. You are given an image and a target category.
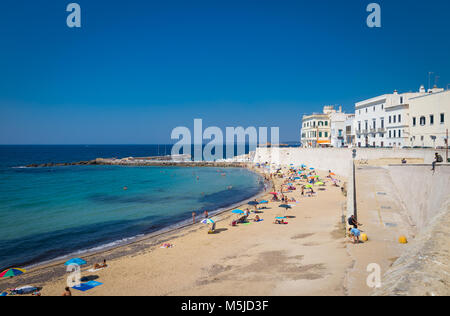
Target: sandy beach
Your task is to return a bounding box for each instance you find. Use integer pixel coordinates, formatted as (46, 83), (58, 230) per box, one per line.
(1, 167), (353, 296)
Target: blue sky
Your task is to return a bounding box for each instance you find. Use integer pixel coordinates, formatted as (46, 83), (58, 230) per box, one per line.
(0, 0), (449, 144)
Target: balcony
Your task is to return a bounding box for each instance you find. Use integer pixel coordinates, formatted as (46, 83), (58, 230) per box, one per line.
(377, 128), (386, 133)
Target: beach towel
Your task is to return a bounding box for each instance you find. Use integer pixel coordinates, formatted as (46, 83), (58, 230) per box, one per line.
(242, 222), (251, 225)
(72, 283), (94, 292)
(87, 267), (105, 273)
(255, 219), (264, 222)
(85, 281), (103, 288)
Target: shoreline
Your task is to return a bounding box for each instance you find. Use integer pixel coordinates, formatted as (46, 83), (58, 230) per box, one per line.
(0, 164), (271, 287)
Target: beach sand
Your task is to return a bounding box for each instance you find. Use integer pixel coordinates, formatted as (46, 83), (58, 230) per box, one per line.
(2, 169), (352, 296)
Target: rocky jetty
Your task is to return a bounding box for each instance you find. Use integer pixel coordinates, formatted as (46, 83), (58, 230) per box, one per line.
(25, 158), (248, 168)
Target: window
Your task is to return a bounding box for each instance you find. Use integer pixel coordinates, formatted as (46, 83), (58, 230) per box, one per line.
(393, 130), (396, 138)
(398, 114), (401, 123)
(398, 130), (402, 138)
(373, 106), (376, 111)
(400, 97), (403, 104)
(319, 132), (322, 138)
(325, 121), (328, 126)
(413, 117), (416, 126)
(381, 118), (384, 128)
(358, 121), (361, 131)
(325, 132), (328, 137)
(441, 113), (445, 124)
(372, 119), (376, 129)
(382, 104), (384, 110)
(389, 130), (392, 138)
(420, 116), (426, 126)
(393, 115), (396, 124)
(430, 115), (434, 125)
(389, 116), (392, 124)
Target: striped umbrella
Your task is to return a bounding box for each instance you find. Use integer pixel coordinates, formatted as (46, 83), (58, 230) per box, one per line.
(201, 219), (215, 225)
(0, 268), (26, 278)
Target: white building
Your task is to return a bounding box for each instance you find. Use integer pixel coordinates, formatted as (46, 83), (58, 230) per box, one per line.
(355, 87), (426, 148)
(344, 114), (356, 147)
(408, 88), (449, 148)
(300, 106), (335, 148)
(330, 109), (354, 148)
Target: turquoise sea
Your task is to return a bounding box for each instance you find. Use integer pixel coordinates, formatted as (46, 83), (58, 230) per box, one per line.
(0, 145), (264, 270)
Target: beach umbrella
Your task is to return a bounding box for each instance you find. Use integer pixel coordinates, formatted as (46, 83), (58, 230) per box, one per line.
(269, 192), (278, 195)
(259, 200), (269, 204)
(248, 201), (259, 206)
(316, 182), (325, 186)
(330, 172), (336, 176)
(305, 184), (313, 188)
(275, 217), (286, 220)
(0, 268), (26, 279)
(64, 258), (87, 266)
(201, 218), (215, 225)
(279, 204), (292, 209)
(310, 168), (315, 170)
(232, 209), (244, 214)
(294, 177), (301, 180)
(314, 175), (320, 178)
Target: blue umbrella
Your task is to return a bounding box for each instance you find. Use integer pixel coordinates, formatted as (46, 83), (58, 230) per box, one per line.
(279, 204), (292, 209)
(310, 168), (315, 170)
(275, 217), (286, 219)
(259, 200), (269, 204)
(232, 209), (244, 214)
(248, 201), (259, 206)
(64, 258), (87, 266)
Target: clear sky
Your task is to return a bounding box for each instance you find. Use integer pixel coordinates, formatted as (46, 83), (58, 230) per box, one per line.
(0, 0), (449, 144)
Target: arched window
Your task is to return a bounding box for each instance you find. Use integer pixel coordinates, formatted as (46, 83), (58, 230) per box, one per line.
(420, 116), (426, 126)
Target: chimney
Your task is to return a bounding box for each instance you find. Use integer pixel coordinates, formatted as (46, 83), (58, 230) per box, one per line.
(393, 90), (398, 95)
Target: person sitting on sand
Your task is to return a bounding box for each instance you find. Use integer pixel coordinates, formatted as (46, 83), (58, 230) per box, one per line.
(349, 227), (361, 244)
(62, 287), (72, 296)
(94, 259), (108, 270)
(254, 215), (261, 222)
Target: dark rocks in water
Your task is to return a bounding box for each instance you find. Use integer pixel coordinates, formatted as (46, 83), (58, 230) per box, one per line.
(25, 159), (246, 168)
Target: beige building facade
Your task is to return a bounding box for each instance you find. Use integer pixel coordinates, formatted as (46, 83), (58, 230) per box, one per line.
(408, 90), (449, 148)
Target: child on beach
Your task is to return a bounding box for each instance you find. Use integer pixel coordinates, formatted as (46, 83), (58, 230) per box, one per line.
(349, 227), (361, 244)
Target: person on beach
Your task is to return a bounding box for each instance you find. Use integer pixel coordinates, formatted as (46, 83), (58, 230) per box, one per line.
(349, 227), (361, 244)
(192, 211), (196, 224)
(94, 259), (108, 270)
(348, 215), (362, 229)
(204, 210), (209, 219)
(62, 287), (72, 296)
(301, 185), (305, 196)
(254, 215), (261, 222)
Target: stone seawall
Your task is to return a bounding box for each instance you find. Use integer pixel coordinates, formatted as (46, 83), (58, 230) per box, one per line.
(25, 158), (250, 169)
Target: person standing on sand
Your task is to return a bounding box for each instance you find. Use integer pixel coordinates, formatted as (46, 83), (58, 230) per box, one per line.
(192, 211), (196, 224)
(62, 287), (72, 296)
(349, 227), (361, 244)
(204, 210), (209, 219)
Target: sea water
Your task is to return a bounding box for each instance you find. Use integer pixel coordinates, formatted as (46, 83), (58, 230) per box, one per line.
(0, 145), (263, 270)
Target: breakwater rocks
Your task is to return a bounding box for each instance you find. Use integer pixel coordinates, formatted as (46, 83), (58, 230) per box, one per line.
(25, 158), (249, 168)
